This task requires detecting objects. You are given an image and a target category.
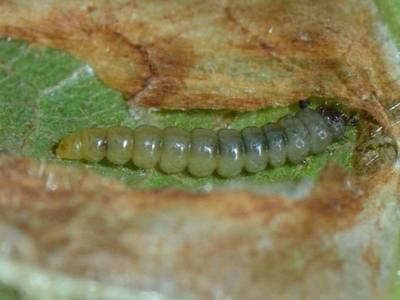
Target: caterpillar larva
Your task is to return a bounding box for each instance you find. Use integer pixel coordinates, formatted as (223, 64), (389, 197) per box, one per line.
(55, 101), (354, 178)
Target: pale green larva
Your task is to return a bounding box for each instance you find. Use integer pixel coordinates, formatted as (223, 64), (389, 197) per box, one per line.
(55, 102), (351, 178)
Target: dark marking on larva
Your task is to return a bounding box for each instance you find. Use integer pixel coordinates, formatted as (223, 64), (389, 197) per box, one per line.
(298, 99), (310, 109)
(56, 104), (351, 178)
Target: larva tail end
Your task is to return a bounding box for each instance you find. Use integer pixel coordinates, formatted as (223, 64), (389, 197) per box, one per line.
(55, 133), (83, 160)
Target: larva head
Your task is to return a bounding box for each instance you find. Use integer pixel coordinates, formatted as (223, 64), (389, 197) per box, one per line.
(318, 105), (349, 140)
(56, 132), (83, 160)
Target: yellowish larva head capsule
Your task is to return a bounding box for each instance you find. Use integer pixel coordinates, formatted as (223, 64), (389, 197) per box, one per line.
(56, 132), (83, 160)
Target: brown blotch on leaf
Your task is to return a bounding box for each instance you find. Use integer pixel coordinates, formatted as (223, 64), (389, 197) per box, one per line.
(353, 112), (398, 175)
(303, 163), (364, 231)
(0, 155), (392, 299)
(0, 24), (151, 95)
(0, 0), (399, 120)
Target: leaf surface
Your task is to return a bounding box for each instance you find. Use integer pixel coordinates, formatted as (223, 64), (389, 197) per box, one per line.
(0, 1), (399, 300)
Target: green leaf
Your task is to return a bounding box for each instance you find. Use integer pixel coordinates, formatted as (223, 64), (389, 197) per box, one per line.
(0, 38), (355, 191)
(375, 0), (400, 49)
(0, 284), (20, 300)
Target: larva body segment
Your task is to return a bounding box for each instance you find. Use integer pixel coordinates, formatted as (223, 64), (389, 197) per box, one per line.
(263, 123), (287, 167)
(189, 128), (218, 177)
(241, 126), (268, 173)
(132, 125), (162, 169)
(56, 104), (351, 178)
(56, 132), (82, 160)
(319, 106), (346, 139)
(106, 126), (133, 165)
(160, 127), (191, 174)
(296, 108), (332, 154)
(217, 129), (245, 178)
(278, 115), (311, 164)
(80, 128), (107, 162)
